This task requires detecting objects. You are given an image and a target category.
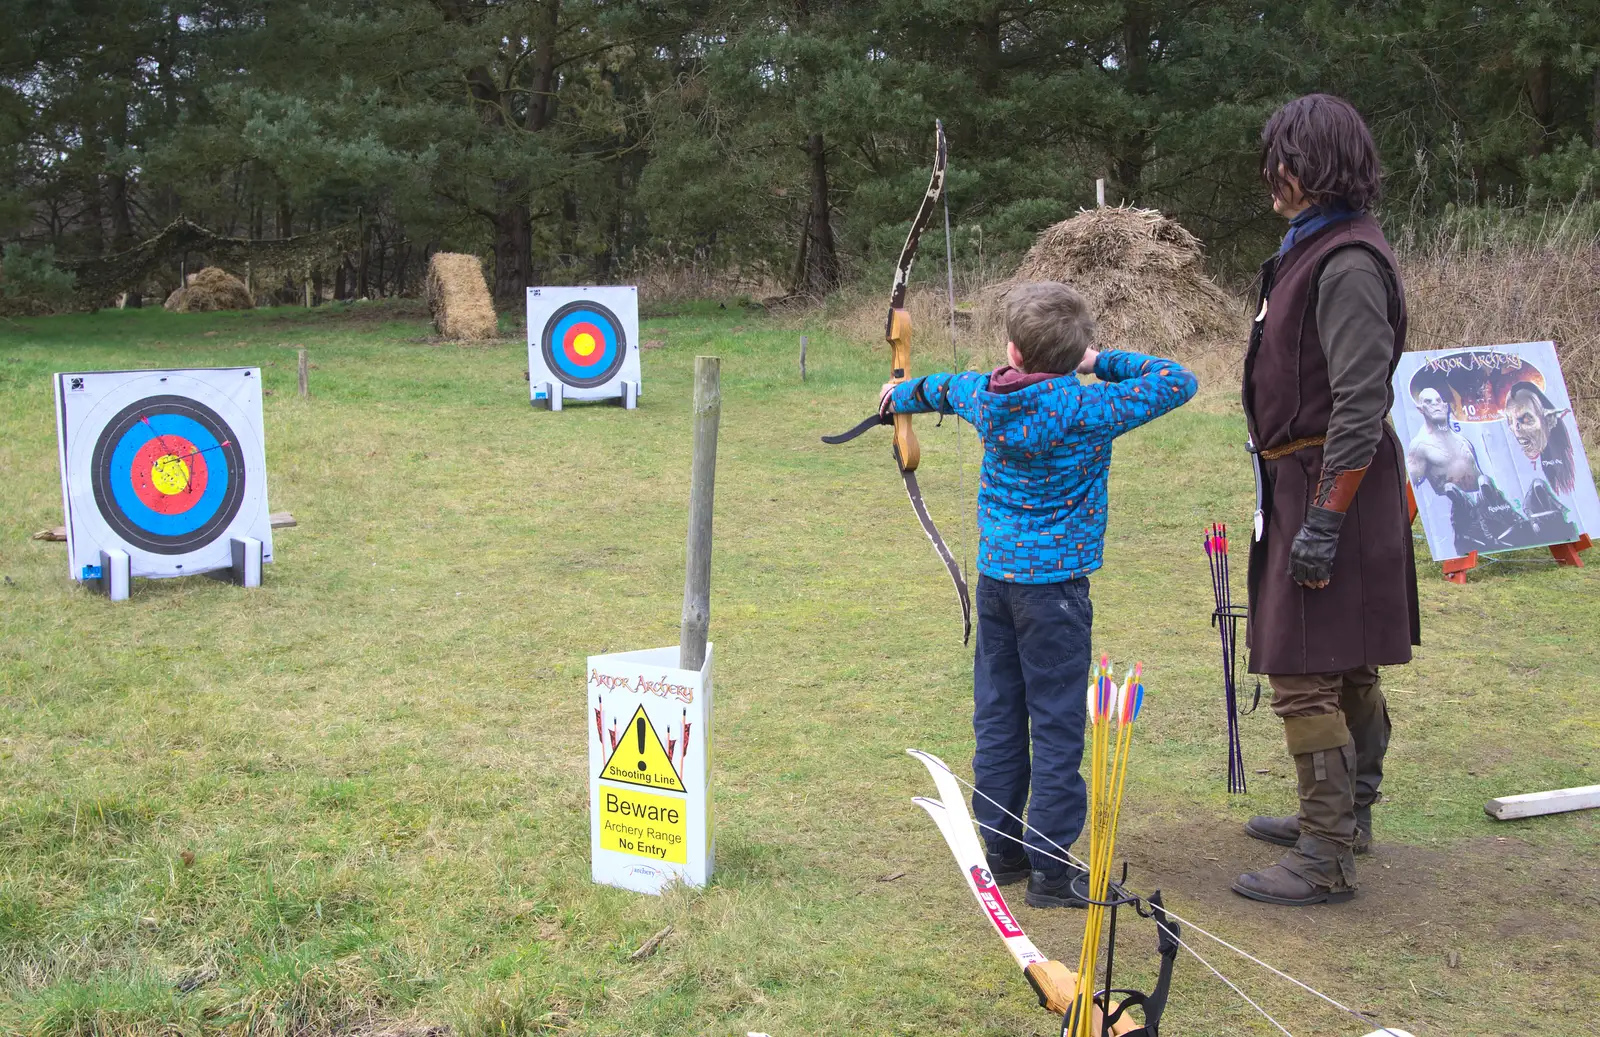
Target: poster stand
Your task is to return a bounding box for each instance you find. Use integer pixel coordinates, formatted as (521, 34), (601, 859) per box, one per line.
(1405, 483), (1591, 583)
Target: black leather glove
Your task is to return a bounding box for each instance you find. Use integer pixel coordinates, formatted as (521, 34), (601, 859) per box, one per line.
(1288, 505), (1343, 585)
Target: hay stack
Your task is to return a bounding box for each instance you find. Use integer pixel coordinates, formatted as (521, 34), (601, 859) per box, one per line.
(985, 206), (1235, 357)
(163, 266), (254, 312)
(425, 253), (497, 340)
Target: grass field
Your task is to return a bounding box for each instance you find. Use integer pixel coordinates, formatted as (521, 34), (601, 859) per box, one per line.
(1, 301), (1597, 1037)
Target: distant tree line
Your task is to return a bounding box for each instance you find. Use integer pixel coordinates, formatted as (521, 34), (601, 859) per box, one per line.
(2, 0), (1599, 308)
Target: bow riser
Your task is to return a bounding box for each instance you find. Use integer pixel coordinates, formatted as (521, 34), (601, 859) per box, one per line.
(887, 308), (920, 471)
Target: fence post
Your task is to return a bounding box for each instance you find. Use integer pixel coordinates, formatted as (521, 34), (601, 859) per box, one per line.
(800, 335), (808, 381)
(680, 356), (721, 671)
(297, 349), (309, 398)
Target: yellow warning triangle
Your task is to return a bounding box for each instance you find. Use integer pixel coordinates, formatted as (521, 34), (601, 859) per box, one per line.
(599, 705), (685, 793)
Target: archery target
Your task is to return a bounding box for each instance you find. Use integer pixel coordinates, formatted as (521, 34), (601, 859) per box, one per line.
(55, 368), (273, 582)
(527, 286), (641, 403)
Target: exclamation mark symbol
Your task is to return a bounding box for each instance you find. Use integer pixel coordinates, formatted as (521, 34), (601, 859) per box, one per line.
(636, 715), (648, 773)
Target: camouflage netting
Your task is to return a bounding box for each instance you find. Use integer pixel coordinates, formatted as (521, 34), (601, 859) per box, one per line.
(64, 218), (354, 308)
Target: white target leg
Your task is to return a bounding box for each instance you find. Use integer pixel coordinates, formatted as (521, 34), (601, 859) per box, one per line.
(99, 548), (130, 601)
(230, 536), (263, 588)
(534, 382), (564, 411)
(619, 380), (639, 409)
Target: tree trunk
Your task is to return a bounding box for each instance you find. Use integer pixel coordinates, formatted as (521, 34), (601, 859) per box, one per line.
(335, 261), (347, 301)
(973, 6), (1001, 98)
(1526, 57), (1554, 157)
(375, 226), (387, 297)
(1592, 64), (1600, 149)
(108, 172), (140, 307)
(490, 206), (532, 302)
(82, 137), (105, 258)
(558, 190), (578, 270)
(1112, 1), (1151, 198)
(794, 133), (840, 297)
(357, 221), (370, 298)
(394, 243), (411, 296)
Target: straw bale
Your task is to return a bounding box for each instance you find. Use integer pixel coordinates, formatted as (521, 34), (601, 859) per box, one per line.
(983, 206), (1236, 359)
(163, 266), (254, 312)
(425, 253), (497, 341)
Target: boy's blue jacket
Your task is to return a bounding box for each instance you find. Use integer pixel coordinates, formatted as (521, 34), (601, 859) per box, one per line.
(890, 349), (1197, 583)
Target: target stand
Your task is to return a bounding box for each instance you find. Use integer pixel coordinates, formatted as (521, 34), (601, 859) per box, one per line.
(527, 286), (641, 410)
(54, 368), (274, 599)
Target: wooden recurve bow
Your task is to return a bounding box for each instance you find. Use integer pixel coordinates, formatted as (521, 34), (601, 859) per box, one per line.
(823, 119), (972, 643)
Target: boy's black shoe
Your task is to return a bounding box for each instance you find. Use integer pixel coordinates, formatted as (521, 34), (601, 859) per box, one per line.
(985, 846), (1031, 885)
(1024, 867), (1088, 909)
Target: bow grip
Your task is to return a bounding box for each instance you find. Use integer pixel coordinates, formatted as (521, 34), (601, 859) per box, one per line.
(886, 307), (921, 471)
(1023, 959), (1079, 1015)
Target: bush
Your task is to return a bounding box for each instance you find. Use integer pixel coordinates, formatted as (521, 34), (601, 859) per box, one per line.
(0, 244), (77, 315)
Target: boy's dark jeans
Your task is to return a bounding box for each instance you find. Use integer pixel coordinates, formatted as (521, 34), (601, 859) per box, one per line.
(972, 574), (1091, 879)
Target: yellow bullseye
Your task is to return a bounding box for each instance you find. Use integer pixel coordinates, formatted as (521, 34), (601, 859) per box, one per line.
(573, 332), (597, 357)
(149, 454), (192, 495)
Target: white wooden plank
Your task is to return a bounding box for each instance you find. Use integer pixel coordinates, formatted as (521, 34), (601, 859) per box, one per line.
(1484, 784), (1600, 821)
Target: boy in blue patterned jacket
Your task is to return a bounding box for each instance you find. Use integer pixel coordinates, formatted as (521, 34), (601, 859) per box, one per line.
(881, 281), (1196, 907)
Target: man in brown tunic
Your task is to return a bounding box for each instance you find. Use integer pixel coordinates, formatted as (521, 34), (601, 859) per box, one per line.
(1235, 94), (1420, 906)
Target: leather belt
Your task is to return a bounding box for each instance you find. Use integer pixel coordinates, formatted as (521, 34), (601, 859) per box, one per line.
(1257, 435), (1326, 461)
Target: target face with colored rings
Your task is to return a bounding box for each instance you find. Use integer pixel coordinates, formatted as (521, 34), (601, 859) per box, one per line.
(90, 395), (247, 554)
(541, 301), (627, 388)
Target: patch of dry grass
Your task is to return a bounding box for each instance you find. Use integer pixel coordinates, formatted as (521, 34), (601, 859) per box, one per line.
(1398, 214), (1600, 425)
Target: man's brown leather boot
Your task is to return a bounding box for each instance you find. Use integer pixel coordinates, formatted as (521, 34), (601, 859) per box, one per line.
(1234, 741), (1358, 906)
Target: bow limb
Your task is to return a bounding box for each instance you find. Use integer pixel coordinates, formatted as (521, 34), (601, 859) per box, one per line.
(820, 119), (970, 643)
(889, 121), (971, 641)
(909, 755), (1137, 1033)
(884, 119), (948, 474)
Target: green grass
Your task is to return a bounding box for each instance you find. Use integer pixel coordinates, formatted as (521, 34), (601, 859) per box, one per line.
(1, 300), (1596, 1036)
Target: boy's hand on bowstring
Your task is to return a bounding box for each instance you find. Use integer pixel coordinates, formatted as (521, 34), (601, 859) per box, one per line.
(879, 381), (898, 418)
(1077, 348), (1100, 376)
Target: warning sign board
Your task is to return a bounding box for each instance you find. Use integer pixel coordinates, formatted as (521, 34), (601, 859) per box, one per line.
(588, 643), (712, 895)
(597, 785), (688, 864)
(599, 704), (685, 792)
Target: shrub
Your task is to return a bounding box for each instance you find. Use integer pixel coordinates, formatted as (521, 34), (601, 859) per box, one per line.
(0, 243), (77, 315)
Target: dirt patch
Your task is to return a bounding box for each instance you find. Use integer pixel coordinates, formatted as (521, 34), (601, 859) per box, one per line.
(1114, 812), (1599, 943)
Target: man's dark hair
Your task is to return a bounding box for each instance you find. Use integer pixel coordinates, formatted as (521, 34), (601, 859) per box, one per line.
(1005, 281), (1095, 374)
(1261, 94), (1382, 211)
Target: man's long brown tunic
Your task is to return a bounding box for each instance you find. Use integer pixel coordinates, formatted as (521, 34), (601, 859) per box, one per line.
(1243, 214), (1420, 675)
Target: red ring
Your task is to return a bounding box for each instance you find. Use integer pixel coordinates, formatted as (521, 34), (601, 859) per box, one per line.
(131, 437), (209, 513)
(561, 321), (609, 367)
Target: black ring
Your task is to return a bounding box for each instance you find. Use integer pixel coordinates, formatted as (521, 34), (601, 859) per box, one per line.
(540, 300), (627, 388)
(89, 394), (247, 555)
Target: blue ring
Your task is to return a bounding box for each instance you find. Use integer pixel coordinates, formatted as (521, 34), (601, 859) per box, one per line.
(541, 301), (627, 388)
(107, 414), (230, 536)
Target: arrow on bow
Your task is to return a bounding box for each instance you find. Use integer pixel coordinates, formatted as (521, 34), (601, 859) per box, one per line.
(822, 119), (972, 643)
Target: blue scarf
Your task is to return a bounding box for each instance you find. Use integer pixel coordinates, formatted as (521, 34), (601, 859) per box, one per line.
(1278, 202), (1358, 257)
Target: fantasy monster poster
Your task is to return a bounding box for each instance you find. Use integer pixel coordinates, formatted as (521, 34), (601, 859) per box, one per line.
(1389, 342), (1600, 562)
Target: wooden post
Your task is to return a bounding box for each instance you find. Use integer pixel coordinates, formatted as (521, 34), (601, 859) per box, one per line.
(297, 349), (309, 398)
(304, 263), (313, 308)
(1096, 178), (1106, 207)
(679, 356), (721, 671)
(799, 335), (808, 381)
